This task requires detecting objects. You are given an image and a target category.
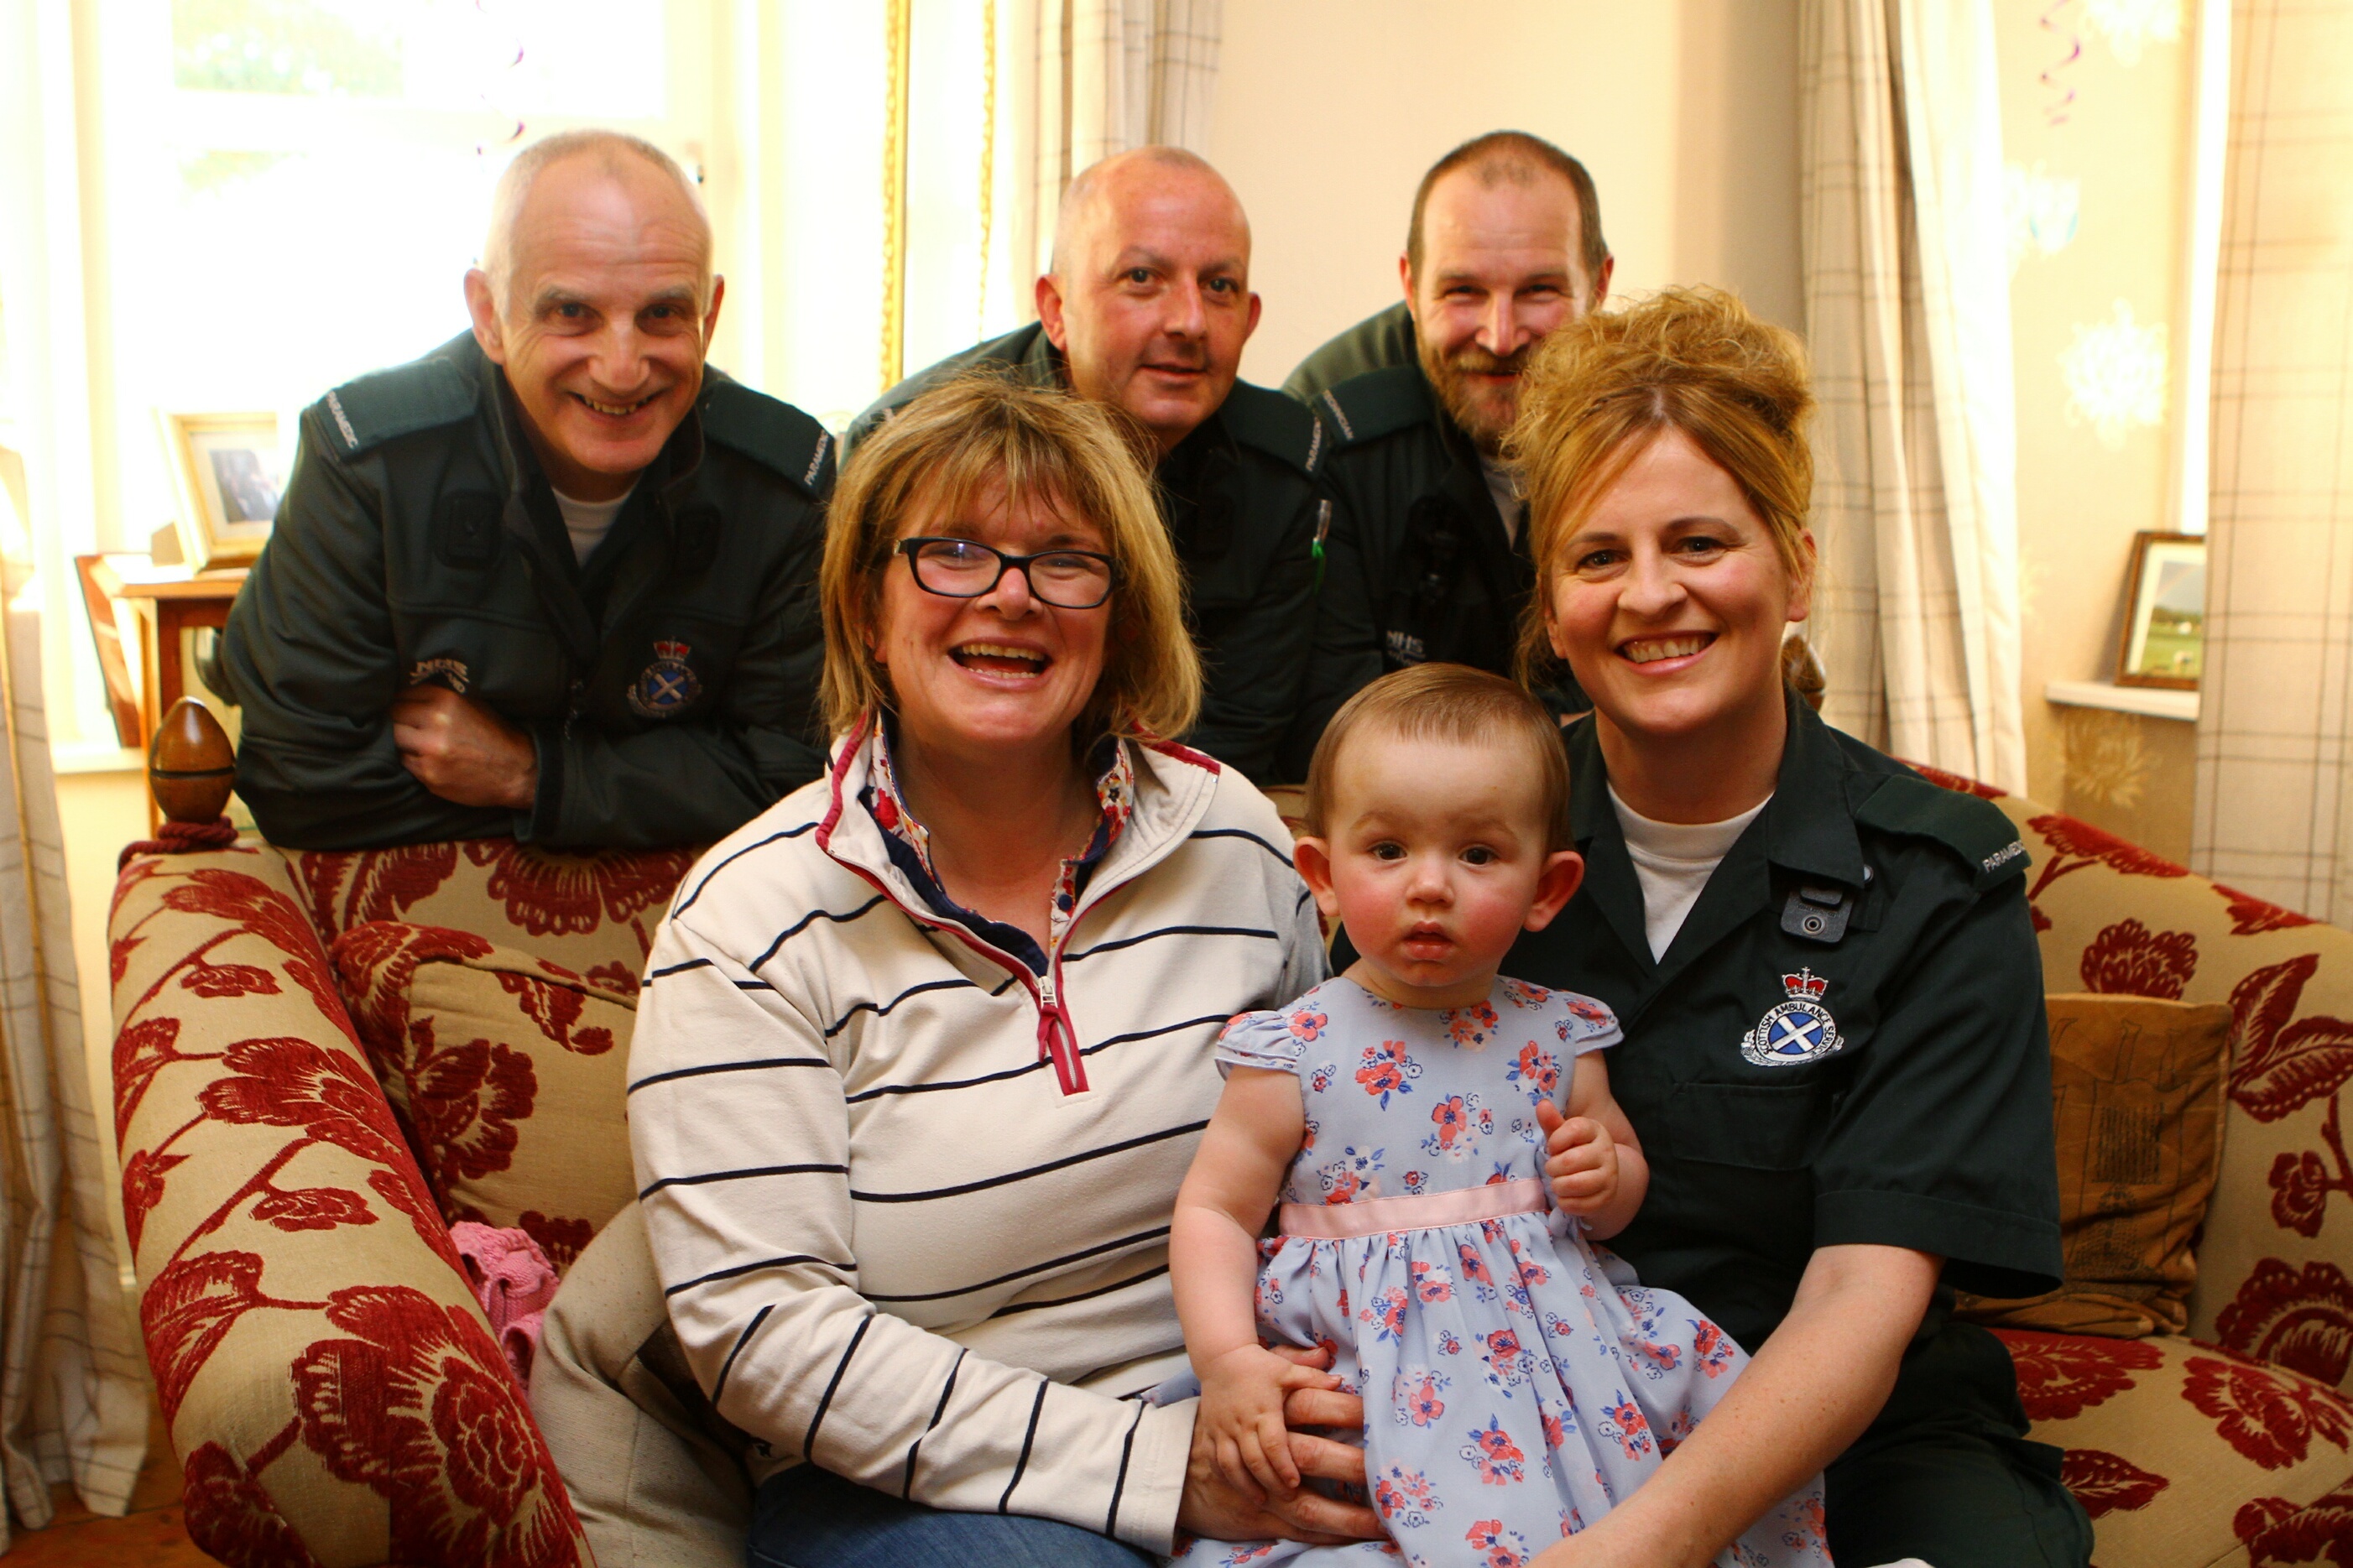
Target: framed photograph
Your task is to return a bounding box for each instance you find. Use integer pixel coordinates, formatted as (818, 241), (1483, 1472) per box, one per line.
(2116, 531), (2205, 690)
(158, 411), (283, 571)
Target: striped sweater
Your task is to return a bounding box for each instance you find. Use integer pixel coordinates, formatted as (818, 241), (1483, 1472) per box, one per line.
(629, 727), (1324, 1551)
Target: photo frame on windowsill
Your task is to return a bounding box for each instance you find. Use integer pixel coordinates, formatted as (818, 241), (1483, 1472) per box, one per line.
(2115, 531), (2205, 691)
(158, 410), (282, 571)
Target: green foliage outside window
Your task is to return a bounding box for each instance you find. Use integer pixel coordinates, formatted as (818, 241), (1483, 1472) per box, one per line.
(171, 0), (401, 97)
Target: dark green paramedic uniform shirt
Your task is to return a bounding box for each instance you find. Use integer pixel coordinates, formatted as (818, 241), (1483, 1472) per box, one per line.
(1506, 698), (2087, 1565)
(1510, 700), (2064, 1345)
(213, 332), (834, 851)
(1276, 310), (1586, 779)
(1281, 301), (1417, 404)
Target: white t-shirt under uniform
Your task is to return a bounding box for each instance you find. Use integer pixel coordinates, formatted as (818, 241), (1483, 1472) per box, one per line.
(550, 486), (634, 565)
(1610, 786), (1771, 961)
(1479, 454), (1525, 544)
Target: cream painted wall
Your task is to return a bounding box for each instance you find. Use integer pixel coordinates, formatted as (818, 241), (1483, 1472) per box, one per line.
(1211, 0), (1802, 388)
(1994, 7), (2199, 856)
(1218, 0), (2204, 853)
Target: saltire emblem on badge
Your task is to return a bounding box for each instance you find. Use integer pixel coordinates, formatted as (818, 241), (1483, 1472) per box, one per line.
(629, 638), (702, 718)
(1740, 967), (1842, 1067)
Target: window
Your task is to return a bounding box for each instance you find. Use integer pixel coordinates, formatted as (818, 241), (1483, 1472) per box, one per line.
(87, 0), (716, 550)
(6, 0), (1013, 750)
(756, 0), (1015, 431)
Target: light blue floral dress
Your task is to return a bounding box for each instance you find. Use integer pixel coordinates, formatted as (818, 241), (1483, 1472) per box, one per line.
(1169, 976), (1830, 1568)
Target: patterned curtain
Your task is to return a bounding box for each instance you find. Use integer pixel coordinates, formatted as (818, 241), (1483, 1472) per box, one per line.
(1015, 0), (1223, 282)
(1799, 0), (2027, 791)
(2189, 3), (2353, 919)
(0, 453), (149, 1541)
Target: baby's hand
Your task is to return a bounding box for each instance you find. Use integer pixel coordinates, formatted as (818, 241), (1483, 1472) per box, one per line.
(1536, 1100), (1620, 1216)
(1197, 1343), (1342, 1498)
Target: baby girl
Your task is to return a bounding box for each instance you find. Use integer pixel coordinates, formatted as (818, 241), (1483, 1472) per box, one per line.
(1168, 664), (1830, 1567)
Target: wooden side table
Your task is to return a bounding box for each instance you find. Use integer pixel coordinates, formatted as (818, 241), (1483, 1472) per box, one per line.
(85, 558), (248, 826)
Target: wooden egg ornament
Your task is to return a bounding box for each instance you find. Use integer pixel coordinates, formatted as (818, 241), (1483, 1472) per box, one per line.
(148, 698), (236, 824)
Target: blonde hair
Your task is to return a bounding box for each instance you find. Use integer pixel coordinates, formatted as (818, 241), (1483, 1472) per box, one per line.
(1303, 664), (1573, 852)
(819, 371), (1201, 744)
(1508, 286), (1814, 686)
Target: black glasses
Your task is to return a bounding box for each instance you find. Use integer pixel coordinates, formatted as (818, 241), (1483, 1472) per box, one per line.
(895, 537), (1119, 610)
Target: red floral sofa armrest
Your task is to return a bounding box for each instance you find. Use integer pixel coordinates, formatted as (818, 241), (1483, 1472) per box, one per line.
(112, 844), (588, 1567)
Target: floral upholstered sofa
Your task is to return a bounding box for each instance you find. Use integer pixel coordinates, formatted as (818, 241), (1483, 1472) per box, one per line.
(110, 774), (2353, 1566)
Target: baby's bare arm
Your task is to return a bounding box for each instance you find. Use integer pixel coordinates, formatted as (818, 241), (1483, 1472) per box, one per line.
(1542, 1053), (1650, 1238)
(1171, 1066), (1336, 1492)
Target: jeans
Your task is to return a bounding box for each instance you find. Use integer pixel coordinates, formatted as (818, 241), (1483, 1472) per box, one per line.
(747, 1464), (1160, 1568)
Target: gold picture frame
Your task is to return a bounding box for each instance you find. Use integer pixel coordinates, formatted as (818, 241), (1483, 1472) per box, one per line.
(158, 410), (283, 571)
(2115, 530), (2205, 690)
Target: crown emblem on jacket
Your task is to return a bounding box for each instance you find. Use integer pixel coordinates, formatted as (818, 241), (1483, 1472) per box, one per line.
(629, 639), (702, 718)
(1743, 968), (1841, 1067)
(1781, 968), (1829, 1001)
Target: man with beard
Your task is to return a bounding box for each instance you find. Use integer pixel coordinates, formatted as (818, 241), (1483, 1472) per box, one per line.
(1278, 132), (1611, 773)
(848, 147), (1323, 784)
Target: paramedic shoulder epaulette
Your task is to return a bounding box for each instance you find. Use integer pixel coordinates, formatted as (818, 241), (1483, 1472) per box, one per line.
(316, 353), (477, 459)
(1850, 773), (2032, 891)
(699, 379), (835, 499)
(844, 324), (1046, 458)
(1312, 363), (1436, 451)
(1220, 380), (1327, 476)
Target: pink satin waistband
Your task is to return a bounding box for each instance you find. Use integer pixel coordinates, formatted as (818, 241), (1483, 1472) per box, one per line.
(1277, 1177), (1549, 1240)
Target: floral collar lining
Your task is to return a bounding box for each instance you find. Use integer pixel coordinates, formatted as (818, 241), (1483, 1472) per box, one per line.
(861, 722), (1137, 973)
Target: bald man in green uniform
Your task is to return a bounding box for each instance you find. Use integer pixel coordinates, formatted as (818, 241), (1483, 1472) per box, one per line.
(850, 148), (1325, 785)
(212, 129), (832, 850)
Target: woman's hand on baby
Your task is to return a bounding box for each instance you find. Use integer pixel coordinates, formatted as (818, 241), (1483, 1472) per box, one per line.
(1536, 1100), (1620, 1215)
(1197, 1343), (1343, 1496)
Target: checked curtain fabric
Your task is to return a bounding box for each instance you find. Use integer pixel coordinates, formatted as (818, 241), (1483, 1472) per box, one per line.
(2191, 1), (2353, 924)
(0, 454), (149, 1545)
(1015, 0), (1223, 282)
(1799, 0), (2029, 794)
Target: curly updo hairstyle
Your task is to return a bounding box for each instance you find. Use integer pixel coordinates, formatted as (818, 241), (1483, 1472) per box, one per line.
(1506, 286), (1815, 687)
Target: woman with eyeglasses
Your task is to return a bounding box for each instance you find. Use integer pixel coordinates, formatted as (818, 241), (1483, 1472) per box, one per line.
(623, 373), (1385, 1567)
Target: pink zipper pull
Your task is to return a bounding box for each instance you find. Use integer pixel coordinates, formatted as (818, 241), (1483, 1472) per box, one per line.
(1035, 976), (1087, 1094)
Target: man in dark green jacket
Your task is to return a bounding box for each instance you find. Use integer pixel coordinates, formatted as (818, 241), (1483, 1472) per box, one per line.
(1277, 132), (1613, 775)
(213, 131), (833, 852)
(848, 148), (1324, 785)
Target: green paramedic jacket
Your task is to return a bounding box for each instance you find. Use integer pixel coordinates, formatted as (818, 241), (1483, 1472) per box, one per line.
(1281, 300), (1417, 403)
(1281, 351), (1587, 779)
(211, 332), (835, 851)
(847, 323), (1328, 785)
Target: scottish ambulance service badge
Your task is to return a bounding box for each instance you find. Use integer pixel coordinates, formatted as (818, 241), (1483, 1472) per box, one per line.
(1740, 967), (1842, 1067)
(629, 639), (702, 718)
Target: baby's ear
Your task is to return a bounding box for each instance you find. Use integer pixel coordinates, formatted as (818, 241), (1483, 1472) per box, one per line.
(1525, 849), (1585, 932)
(1293, 836), (1343, 919)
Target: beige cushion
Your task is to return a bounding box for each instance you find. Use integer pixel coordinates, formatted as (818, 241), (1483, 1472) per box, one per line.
(290, 839), (695, 984)
(331, 920), (638, 1271)
(1937, 787), (2353, 1398)
(530, 1203), (749, 1568)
